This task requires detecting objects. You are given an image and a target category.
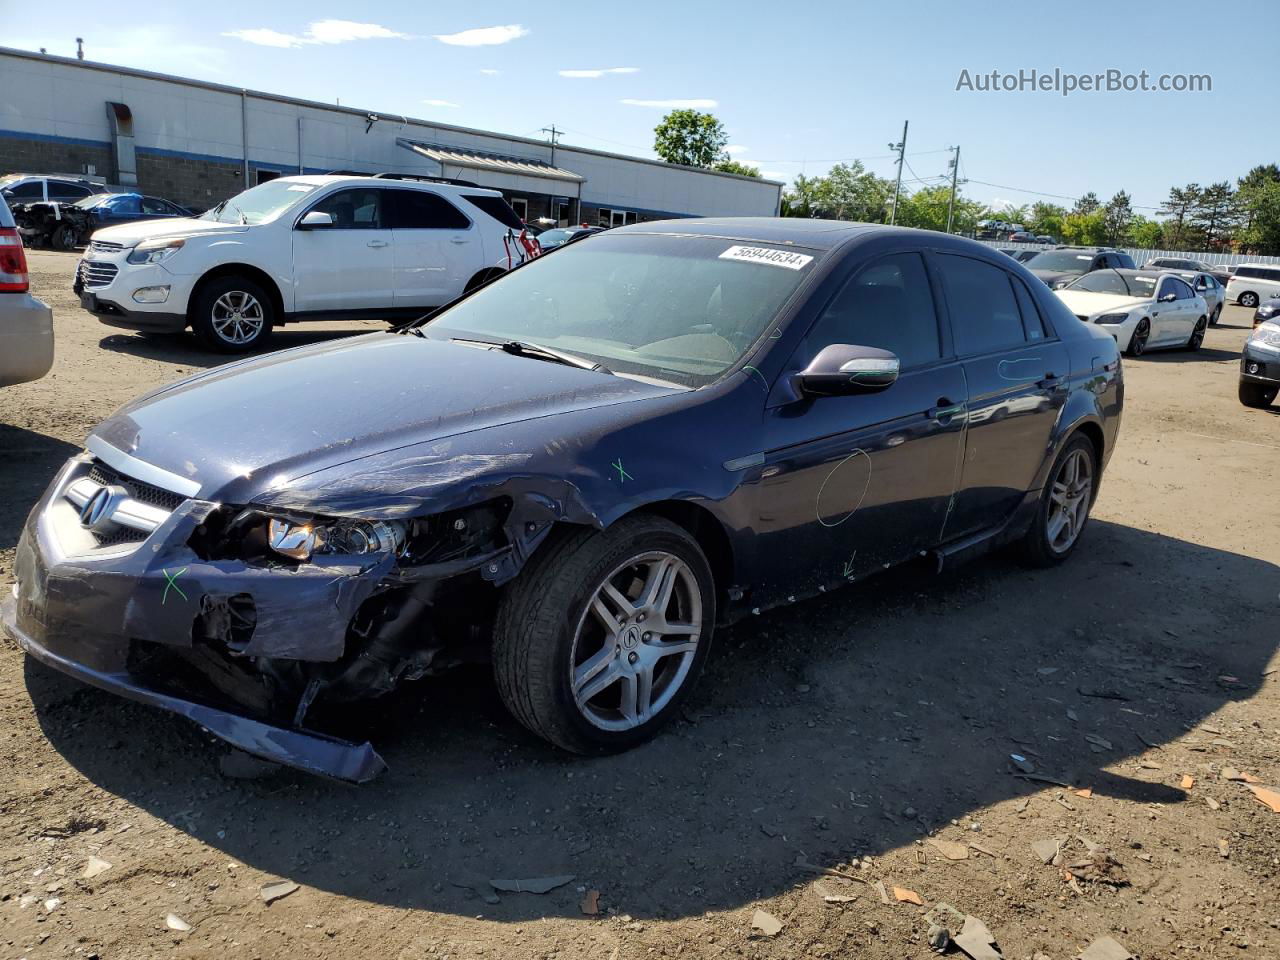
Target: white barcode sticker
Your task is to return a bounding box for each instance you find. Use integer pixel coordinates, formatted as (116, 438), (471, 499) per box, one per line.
(719, 245), (814, 270)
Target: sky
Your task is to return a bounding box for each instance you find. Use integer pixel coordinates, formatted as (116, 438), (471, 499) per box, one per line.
(2, 0), (1276, 215)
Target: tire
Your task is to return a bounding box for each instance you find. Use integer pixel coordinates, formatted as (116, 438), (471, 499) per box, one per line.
(464, 268), (504, 294)
(1018, 434), (1097, 568)
(1239, 381), (1278, 409)
(1239, 292), (1260, 308)
(493, 515), (716, 755)
(190, 275), (274, 353)
(1209, 304), (1221, 327)
(1186, 316), (1207, 351)
(1125, 318), (1150, 357)
(51, 224), (76, 250)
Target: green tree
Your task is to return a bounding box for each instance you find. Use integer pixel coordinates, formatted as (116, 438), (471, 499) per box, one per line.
(1126, 215), (1163, 249)
(1060, 210), (1107, 245)
(782, 173), (823, 217)
(999, 203), (1029, 226)
(1073, 192), (1100, 215)
(713, 159), (761, 178)
(1235, 180), (1280, 256)
(1101, 191), (1133, 246)
(1029, 202), (1067, 238)
(1159, 184), (1201, 248)
(814, 162), (893, 222)
(1192, 181), (1236, 251)
(653, 109), (728, 168)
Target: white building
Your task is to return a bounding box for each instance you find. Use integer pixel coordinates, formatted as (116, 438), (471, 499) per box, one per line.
(0, 46), (782, 224)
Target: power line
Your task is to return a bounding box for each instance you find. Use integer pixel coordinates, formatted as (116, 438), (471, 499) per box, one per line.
(963, 177), (1161, 211)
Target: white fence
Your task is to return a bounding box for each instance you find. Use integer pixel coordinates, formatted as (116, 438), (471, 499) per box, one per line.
(978, 240), (1280, 268)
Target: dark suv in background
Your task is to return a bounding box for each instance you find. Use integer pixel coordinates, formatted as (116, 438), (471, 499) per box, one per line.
(1025, 247), (1135, 289)
(0, 174), (106, 205)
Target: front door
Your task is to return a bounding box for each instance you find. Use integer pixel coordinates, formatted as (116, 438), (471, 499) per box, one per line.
(292, 187), (394, 312)
(384, 187), (478, 309)
(753, 251), (966, 605)
(932, 252), (1070, 536)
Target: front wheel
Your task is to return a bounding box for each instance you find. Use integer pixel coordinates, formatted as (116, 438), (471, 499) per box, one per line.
(1018, 434), (1097, 568)
(1187, 316), (1207, 351)
(1239, 292), (1260, 308)
(493, 515), (715, 754)
(1239, 381), (1278, 409)
(190, 276), (275, 353)
(1209, 304), (1222, 326)
(1125, 318), (1150, 357)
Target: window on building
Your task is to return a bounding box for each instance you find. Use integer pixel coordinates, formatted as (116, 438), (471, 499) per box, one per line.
(255, 169), (281, 185)
(385, 189), (471, 229)
(509, 197), (528, 221)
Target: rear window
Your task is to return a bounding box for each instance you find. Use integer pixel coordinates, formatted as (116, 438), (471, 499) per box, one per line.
(385, 189), (471, 229)
(461, 194), (524, 230)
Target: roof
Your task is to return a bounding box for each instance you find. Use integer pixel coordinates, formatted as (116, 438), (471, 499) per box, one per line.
(398, 139), (584, 183)
(612, 218), (972, 252)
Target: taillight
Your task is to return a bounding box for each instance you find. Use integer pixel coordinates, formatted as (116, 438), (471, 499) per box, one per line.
(0, 227), (30, 292)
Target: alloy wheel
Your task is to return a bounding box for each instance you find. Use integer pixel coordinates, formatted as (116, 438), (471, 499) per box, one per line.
(1130, 319), (1149, 356)
(1189, 317), (1207, 349)
(570, 551), (702, 731)
(210, 290), (265, 345)
(1047, 448), (1093, 553)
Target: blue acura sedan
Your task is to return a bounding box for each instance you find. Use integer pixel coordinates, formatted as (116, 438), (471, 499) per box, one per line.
(3, 218), (1123, 781)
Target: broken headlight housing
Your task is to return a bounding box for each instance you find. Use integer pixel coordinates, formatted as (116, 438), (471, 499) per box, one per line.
(267, 517), (408, 561)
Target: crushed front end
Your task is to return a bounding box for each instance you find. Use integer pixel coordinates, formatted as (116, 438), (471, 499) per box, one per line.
(3, 443), (531, 783)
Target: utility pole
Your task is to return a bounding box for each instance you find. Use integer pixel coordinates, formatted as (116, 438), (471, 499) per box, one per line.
(946, 144), (961, 234)
(541, 124), (562, 167)
(75, 38), (84, 60)
(888, 120), (908, 225)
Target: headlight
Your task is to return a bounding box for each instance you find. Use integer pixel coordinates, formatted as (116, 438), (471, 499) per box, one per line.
(1247, 321), (1280, 352)
(126, 237), (185, 264)
(1095, 313), (1129, 325)
(1258, 305), (1278, 318)
(267, 516), (407, 561)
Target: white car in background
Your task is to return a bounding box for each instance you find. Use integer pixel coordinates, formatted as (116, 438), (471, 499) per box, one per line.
(1055, 268), (1208, 357)
(1225, 262), (1280, 309)
(72, 174), (532, 352)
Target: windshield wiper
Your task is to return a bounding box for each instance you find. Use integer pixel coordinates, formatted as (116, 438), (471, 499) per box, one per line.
(450, 337), (610, 374)
(229, 203), (248, 225)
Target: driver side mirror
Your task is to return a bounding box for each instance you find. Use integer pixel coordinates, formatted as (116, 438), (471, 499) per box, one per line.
(1159, 292), (1177, 302)
(796, 344), (900, 397)
(297, 211), (334, 230)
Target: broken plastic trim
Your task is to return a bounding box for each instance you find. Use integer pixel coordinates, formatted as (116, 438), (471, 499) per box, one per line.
(4, 596), (386, 783)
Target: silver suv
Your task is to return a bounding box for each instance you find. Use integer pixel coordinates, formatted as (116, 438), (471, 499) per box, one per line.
(0, 194), (54, 387)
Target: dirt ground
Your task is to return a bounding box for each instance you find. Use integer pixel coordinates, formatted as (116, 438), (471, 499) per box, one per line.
(1, 250), (1278, 960)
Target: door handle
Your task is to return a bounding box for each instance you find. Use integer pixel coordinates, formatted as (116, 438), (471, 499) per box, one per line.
(1037, 372), (1062, 389)
(449, 237), (470, 245)
(367, 240), (389, 248)
(927, 398), (964, 421)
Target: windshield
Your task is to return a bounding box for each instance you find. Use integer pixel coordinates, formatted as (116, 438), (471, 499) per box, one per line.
(425, 233), (818, 388)
(73, 194), (109, 209)
(199, 179), (319, 224)
(1026, 250), (1095, 273)
(537, 228), (576, 246)
(1067, 270), (1157, 298)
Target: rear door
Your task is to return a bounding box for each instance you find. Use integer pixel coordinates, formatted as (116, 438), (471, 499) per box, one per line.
(753, 251), (967, 603)
(384, 188), (478, 308)
(140, 196), (181, 222)
(96, 194), (142, 228)
(934, 253), (1070, 537)
(292, 187), (394, 312)
(1151, 276), (1193, 345)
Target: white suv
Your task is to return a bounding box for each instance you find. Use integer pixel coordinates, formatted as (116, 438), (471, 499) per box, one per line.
(73, 174), (531, 351)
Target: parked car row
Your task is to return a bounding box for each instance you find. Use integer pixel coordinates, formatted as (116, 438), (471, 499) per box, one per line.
(1054, 268), (1212, 356)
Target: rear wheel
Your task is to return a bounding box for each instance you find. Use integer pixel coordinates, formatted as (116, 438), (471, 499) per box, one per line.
(1018, 434), (1097, 568)
(493, 515), (715, 754)
(1239, 381), (1278, 409)
(1239, 292), (1260, 308)
(1187, 316), (1208, 350)
(1126, 318), (1150, 357)
(1209, 304), (1222, 326)
(190, 275), (274, 353)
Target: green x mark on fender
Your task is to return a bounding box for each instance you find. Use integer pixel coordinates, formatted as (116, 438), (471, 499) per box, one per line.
(162, 567), (189, 604)
(612, 458), (633, 482)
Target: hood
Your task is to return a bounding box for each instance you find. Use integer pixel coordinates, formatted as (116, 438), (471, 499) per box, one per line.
(90, 217), (248, 247)
(90, 333), (677, 504)
(1054, 290), (1149, 317)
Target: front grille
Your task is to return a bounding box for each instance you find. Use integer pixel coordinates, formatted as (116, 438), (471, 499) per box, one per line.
(90, 240), (125, 254)
(88, 462), (187, 512)
(79, 260), (118, 288)
(92, 526), (149, 548)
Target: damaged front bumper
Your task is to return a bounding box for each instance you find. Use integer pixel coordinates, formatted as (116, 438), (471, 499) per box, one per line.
(3, 452), (402, 783)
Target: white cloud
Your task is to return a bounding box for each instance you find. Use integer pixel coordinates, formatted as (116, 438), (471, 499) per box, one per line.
(434, 24), (528, 46)
(725, 144), (749, 155)
(619, 98), (718, 109)
(421, 99), (460, 108)
(13, 26), (230, 75)
(479, 68), (501, 76)
(761, 171), (788, 180)
(559, 66), (639, 78)
(223, 20), (408, 48)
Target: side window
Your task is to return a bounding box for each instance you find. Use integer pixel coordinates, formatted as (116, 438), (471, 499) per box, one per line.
(801, 252), (942, 369)
(385, 189), (471, 230)
(1092, 257), (1107, 270)
(6, 181), (42, 199)
(1157, 278), (1178, 300)
(1264, 268), (1280, 284)
(140, 197), (169, 215)
(307, 188), (383, 228)
(1011, 277), (1049, 340)
(1173, 278), (1195, 300)
(936, 254), (1027, 356)
(107, 195), (141, 214)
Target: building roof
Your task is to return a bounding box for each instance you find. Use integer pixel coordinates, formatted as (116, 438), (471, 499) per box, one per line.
(397, 139), (584, 183)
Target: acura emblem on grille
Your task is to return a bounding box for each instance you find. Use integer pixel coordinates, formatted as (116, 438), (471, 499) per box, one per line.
(79, 484), (129, 532)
